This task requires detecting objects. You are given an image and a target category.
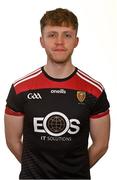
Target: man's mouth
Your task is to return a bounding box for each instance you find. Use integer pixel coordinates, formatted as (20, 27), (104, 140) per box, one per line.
(53, 49), (66, 51)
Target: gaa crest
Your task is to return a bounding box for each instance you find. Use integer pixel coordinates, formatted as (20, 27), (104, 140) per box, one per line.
(77, 91), (86, 103)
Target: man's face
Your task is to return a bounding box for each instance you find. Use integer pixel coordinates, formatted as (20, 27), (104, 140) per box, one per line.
(40, 25), (79, 63)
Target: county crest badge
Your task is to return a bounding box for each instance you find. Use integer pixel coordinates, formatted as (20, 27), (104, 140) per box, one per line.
(77, 91), (86, 103)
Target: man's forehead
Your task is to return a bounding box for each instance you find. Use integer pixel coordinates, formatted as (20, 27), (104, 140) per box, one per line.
(43, 25), (75, 33)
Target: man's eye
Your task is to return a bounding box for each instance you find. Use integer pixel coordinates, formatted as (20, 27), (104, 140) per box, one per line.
(48, 33), (56, 38)
(65, 34), (72, 38)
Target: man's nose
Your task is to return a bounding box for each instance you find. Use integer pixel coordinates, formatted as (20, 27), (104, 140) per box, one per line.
(55, 35), (64, 45)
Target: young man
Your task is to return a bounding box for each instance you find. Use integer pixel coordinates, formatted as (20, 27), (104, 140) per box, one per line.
(4, 8), (110, 179)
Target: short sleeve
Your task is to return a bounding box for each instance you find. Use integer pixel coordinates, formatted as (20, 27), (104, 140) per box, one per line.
(90, 90), (110, 119)
(5, 84), (24, 115)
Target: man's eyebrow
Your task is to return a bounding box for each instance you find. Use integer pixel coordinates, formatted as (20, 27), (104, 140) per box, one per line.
(46, 31), (74, 34)
(63, 31), (74, 33)
(46, 31), (57, 33)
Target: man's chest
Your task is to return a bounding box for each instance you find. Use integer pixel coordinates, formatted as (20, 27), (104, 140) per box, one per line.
(21, 88), (96, 152)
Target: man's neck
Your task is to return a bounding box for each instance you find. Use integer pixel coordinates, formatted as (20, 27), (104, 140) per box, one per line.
(44, 61), (75, 79)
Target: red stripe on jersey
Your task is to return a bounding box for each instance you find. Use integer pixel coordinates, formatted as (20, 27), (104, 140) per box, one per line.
(14, 73), (102, 98)
(90, 109), (109, 119)
(77, 69), (103, 91)
(5, 107), (24, 116)
(14, 67), (102, 98)
(14, 68), (41, 86)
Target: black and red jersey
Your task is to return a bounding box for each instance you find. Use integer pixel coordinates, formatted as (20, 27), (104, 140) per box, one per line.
(5, 66), (110, 179)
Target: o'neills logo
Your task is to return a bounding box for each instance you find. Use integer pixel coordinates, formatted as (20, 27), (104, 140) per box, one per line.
(77, 91), (86, 103)
(51, 89), (66, 94)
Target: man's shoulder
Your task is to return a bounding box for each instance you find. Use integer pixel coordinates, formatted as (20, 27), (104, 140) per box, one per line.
(76, 68), (104, 97)
(13, 67), (42, 94)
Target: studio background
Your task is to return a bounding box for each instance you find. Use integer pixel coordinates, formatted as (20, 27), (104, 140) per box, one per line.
(0, 0), (116, 179)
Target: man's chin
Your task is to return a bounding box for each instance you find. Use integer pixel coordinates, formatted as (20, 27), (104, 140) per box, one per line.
(49, 55), (71, 64)
(51, 59), (69, 64)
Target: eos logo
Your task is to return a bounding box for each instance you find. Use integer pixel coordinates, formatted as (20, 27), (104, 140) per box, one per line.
(33, 112), (80, 136)
(27, 93), (42, 99)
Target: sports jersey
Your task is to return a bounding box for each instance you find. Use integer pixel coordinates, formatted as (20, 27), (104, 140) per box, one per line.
(5, 66), (110, 179)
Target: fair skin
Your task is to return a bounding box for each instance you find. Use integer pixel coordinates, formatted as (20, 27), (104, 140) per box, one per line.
(4, 114), (24, 162)
(40, 25), (79, 78)
(4, 25), (110, 166)
(89, 114), (110, 167)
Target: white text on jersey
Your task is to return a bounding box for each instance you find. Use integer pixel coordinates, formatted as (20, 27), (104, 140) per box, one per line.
(27, 93), (42, 99)
(51, 89), (66, 94)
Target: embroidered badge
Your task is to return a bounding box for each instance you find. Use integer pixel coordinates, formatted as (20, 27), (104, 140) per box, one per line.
(77, 91), (86, 103)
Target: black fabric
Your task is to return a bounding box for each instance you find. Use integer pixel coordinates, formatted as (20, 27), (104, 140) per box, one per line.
(90, 90), (110, 116)
(6, 70), (110, 180)
(6, 85), (24, 113)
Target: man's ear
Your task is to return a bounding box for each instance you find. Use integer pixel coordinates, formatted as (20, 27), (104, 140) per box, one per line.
(74, 37), (79, 48)
(40, 37), (45, 48)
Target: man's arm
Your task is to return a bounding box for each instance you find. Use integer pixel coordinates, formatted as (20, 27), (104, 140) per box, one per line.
(89, 113), (110, 168)
(4, 114), (24, 163)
